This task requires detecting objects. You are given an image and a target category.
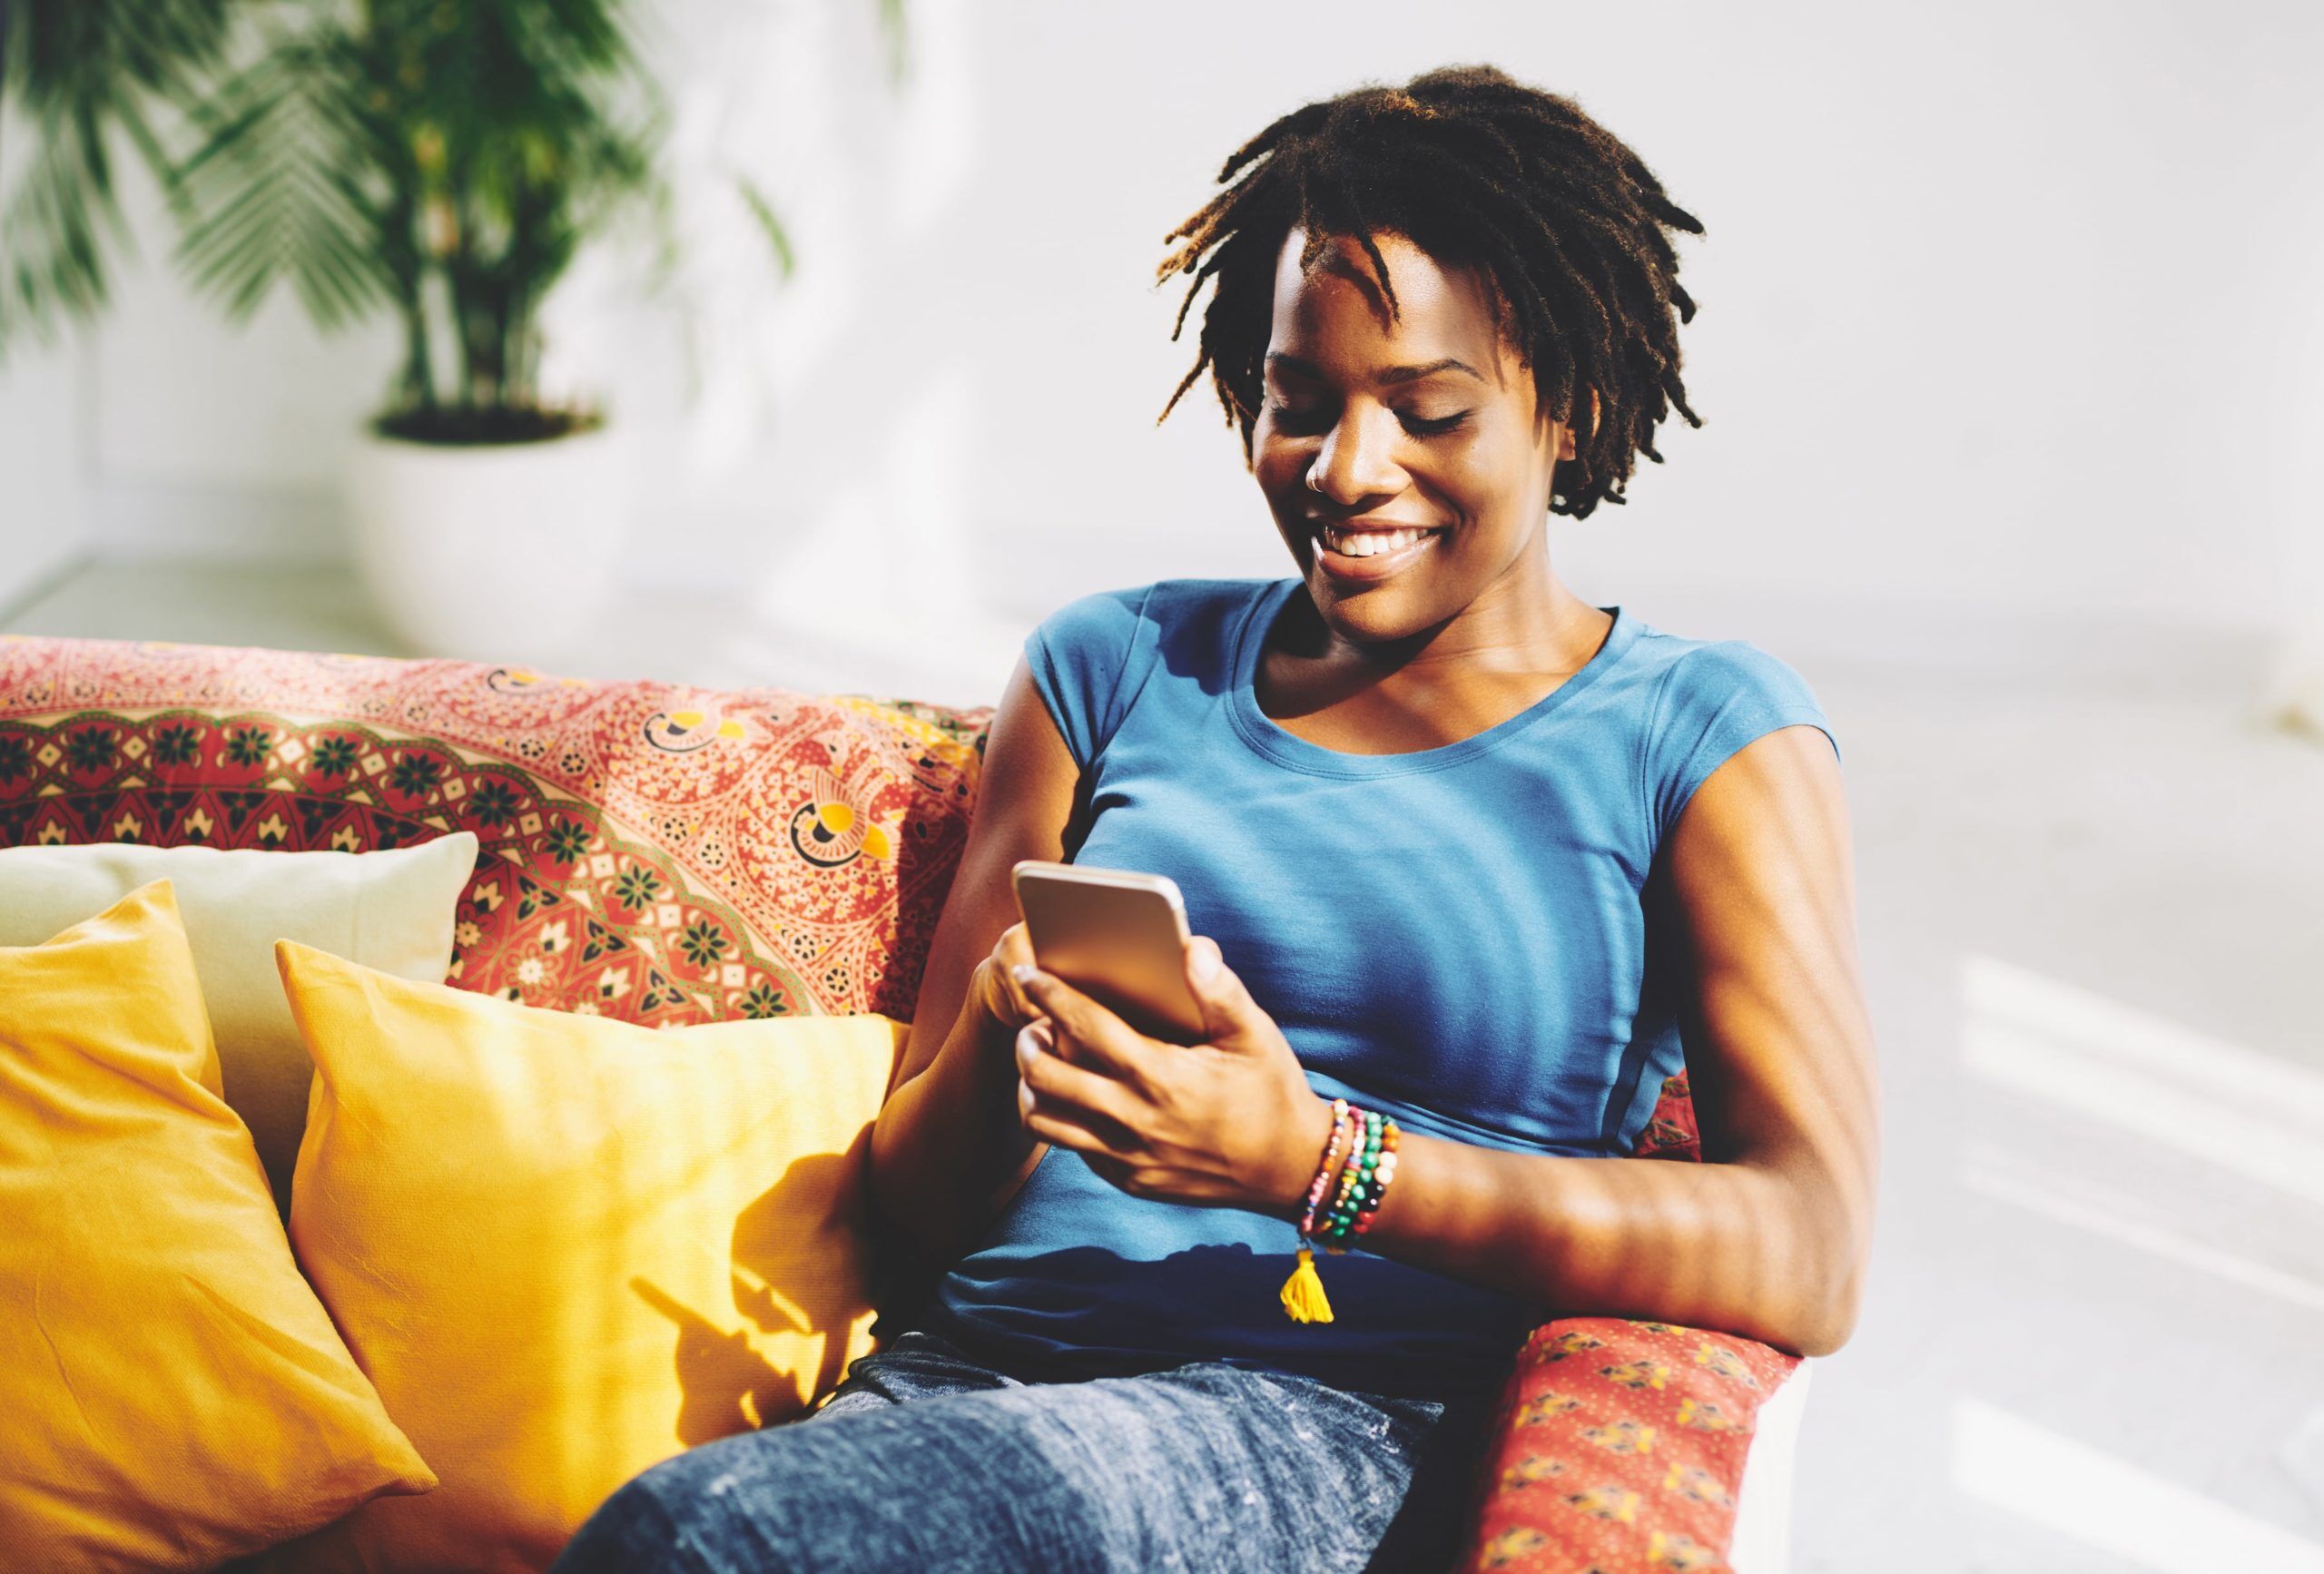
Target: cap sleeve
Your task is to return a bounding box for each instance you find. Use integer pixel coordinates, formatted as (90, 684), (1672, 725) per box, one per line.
(1645, 642), (1842, 845)
(1022, 585), (1157, 772)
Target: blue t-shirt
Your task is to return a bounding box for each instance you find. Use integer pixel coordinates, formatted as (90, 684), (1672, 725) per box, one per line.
(926, 576), (1841, 1397)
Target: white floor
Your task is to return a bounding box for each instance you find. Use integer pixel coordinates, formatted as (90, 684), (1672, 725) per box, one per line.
(11, 556), (2324, 1574)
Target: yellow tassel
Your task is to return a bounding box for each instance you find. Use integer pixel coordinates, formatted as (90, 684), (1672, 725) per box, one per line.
(1280, 1244), (1334, 1323)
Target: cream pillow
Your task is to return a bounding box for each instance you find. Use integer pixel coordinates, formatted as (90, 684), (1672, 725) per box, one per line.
(0, 833), (476, 1214)
(252, 940), (903, 1573)
(0, 882), (436, 1571)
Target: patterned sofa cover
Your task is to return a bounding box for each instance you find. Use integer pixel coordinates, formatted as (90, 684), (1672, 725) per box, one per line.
(0, 633), (1800, 1573)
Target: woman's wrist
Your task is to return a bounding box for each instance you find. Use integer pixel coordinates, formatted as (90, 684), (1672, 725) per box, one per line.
(1263, 1092), (1340, 1220)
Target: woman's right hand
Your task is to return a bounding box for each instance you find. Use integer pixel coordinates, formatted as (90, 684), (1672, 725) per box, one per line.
(970, 922), (1043, 1034)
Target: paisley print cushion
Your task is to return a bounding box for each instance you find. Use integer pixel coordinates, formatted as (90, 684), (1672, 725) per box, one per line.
(0, 635), (988, 1028)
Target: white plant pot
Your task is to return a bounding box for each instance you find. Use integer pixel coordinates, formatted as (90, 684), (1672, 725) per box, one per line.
(2264, 615), (2324, 741)
(346, 422), (635, 664)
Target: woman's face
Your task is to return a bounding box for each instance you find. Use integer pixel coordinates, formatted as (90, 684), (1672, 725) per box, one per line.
(1251, 228), (1580, 646)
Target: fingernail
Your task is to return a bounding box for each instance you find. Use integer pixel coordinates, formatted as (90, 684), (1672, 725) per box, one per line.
(1190, 938), (1220, 982)
(1009, 962), (1038, 985)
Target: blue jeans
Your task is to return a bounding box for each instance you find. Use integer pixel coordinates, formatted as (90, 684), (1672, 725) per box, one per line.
(549, 1327), (1498, 1573)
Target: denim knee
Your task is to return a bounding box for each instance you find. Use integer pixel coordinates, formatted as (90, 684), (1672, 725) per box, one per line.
(552, 1450), (734, 1574)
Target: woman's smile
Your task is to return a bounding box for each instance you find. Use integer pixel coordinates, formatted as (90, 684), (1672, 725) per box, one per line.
(1309, 520), (1445, 583)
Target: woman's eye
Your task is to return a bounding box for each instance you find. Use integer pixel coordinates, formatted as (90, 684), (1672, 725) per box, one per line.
(1399, 409), (1472, 438)
(1265, 399), (1332, 434)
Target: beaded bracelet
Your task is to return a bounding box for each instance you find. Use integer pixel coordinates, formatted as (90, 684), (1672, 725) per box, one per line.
(1354, 1118), (1400, 1239)
(1281, 1099), (1353, 1323)
(1279, 1099), (1404, 1323)
(1319, 1114), (1399, 1250)
(1319, 1108), (1380, 1246)
(1295, 1098), (1355, 1240)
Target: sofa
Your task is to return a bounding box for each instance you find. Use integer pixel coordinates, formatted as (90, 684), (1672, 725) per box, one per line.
(0, 631), (1810, 1573)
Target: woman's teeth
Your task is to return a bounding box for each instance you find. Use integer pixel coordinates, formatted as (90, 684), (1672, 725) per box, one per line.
(1316, 525), (1435, 557)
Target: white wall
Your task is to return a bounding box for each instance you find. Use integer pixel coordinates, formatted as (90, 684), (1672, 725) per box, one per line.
(0, 99), (92, 605)
(26, 0), (2324, 641)
(0, 339), (90, 610)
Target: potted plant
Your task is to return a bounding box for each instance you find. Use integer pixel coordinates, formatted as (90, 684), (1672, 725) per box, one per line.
(5, 0), (893, 661)
(175, 0), (676, 659)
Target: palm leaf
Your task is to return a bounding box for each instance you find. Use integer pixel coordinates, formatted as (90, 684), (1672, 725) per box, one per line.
(172, 35), (389, 330)
(877, 0), (908, 82)
(737, 176), (795, 280)
(0, 0), (236, 357)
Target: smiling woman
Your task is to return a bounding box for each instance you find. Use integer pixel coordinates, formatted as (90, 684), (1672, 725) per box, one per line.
(555, 64), (1879, 1574)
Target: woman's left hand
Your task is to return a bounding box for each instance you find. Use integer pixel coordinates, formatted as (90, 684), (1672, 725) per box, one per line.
(1009, 938), (1332, 1215)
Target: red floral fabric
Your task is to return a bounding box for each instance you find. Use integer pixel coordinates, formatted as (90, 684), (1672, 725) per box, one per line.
(0, 632), (1788, 1569)
(0, 635), (988, 1028)
(1458, 1320), (1801, 1572)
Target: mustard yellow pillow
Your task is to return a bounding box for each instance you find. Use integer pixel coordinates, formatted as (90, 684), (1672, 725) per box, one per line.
(257, 940), (903, 1573)
(0, 834), (478, 1216)
(0, 882), (436, 1572)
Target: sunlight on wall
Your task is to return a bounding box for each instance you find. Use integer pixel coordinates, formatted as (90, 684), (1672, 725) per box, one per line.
(1957, 953), (2324, 1208)
(541, 0), (882, 474)
(548, 0), (1005, 660)
(1958, 1136), (2324, 1317)
(1952, 1399), (2324, 1573)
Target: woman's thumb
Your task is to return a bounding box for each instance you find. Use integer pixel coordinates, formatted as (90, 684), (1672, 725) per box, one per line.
(1186, 935), (1259, 1042)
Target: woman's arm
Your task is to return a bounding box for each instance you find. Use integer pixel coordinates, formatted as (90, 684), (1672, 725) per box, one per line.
(1356, 723), (1879, 1355)
(865, 654), (1080, 1273)
(1010, 722), (1882, 1357)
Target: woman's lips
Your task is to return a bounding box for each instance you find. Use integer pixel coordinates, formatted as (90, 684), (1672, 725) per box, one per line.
(1310, 522), (1444, 584)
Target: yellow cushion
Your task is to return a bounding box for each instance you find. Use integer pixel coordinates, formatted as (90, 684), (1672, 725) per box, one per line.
(0, 882), (436, 1572)
(0, 834), (478, 1216)
(258, 940), (903, 1572)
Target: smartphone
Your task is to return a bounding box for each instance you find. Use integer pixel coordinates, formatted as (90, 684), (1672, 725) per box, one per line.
(1010, 861), (1208, 1045)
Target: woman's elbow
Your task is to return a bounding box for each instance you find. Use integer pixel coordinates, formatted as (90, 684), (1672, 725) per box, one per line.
(1786, 1278), (1863, 1359)
(1792, 1213), (1873, 1358)
(1774, 1174), (1873, 1359)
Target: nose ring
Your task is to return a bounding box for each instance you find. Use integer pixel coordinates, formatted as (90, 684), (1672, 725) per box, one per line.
(1304, 467), (1324, 493)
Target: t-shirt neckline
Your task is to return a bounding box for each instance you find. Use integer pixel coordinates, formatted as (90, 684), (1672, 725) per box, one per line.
(1226, 576), (1639, 779)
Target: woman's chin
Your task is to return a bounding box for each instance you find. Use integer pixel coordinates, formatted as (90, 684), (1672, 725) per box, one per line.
(1303, 576), (1437, 647)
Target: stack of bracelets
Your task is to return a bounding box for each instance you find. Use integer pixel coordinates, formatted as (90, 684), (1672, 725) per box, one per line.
(1279, 1096), (1403, 1323)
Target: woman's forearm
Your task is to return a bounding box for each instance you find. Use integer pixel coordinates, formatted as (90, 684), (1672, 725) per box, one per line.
(867, 983), (1041, 1272)
(1006, 938), (1873, 1359)
(1345, 1126), (1870, 1358)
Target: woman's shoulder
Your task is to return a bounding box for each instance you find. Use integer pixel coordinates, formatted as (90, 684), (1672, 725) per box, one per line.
(1029, 577), (1277, 650)
(1620, 615), (1827, 722)
(1024, 576), (1277, 684)
(1618, 614), (1842, 841)
(1020, 578), (1278, 770)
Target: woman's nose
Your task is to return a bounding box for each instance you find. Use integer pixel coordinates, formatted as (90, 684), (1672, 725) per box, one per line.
(1308, 405), (1405, 506)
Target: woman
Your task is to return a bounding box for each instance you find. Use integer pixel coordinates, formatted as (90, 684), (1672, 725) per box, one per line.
(556, 64), (1879, 1574)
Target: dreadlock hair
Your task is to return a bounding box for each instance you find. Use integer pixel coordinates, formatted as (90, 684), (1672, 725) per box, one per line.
(1158, 65), (1704, 520)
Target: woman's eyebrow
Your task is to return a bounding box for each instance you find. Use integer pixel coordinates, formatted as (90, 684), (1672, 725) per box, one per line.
(1377, 357), (1483, 386)
(1265, 352), (1483, 386)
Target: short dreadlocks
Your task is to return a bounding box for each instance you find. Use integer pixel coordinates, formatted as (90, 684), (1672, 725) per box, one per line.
(1158, 65), (1705, 520)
